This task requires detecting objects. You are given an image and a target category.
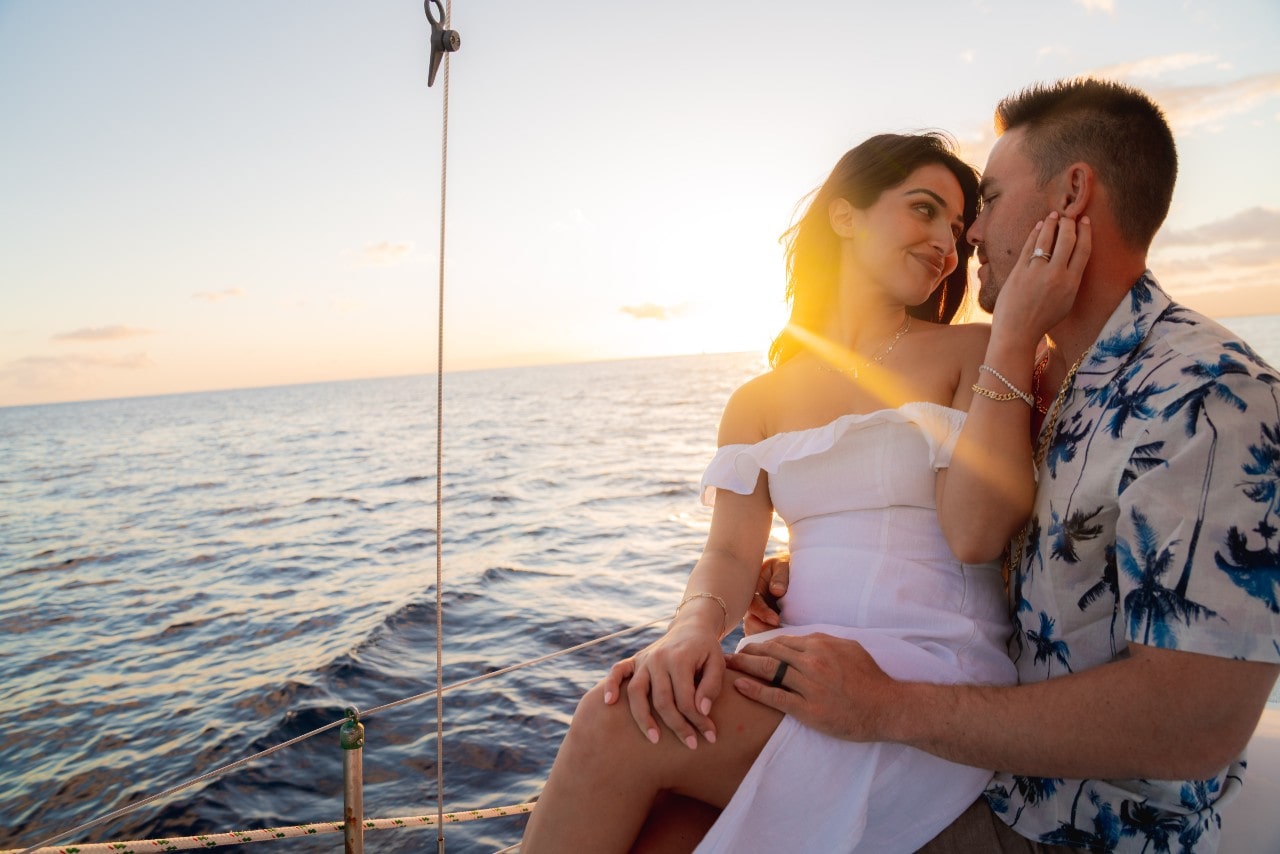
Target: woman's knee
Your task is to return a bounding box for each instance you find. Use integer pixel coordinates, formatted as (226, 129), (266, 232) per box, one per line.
(566, 682), (635, 749)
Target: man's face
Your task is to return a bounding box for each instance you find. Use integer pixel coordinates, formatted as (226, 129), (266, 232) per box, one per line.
(969, 128), (1053, 313)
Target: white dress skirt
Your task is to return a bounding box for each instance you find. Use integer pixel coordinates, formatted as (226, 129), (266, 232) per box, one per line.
(693, 402), (1016, 854)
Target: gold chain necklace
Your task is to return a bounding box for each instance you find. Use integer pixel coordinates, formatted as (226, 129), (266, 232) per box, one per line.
(819, 316), (912, 380)
(1031, 350), (1051, 414)
(1004, 346), (1090, 586)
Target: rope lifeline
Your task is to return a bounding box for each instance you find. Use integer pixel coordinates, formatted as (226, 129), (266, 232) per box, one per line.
(1, 804), (535, 854)
(13, 617), (664, 854)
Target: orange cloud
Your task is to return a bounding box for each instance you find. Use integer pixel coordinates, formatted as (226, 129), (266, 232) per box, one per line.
(193, 288), (246, 303)
(620, 303), (690, 321)
(362, 241), (413, 266)
(1, 353), (154, 388)
(52, 325), (154, 342)
(1151, 208), (1280, 316)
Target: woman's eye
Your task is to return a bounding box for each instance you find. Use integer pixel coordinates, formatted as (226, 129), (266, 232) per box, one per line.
(915, 203), (936, 217)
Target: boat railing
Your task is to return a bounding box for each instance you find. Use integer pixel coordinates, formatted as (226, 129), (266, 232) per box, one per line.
(3, 618), (665, 854)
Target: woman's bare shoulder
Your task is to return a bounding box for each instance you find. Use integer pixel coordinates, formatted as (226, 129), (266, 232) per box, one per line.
(719, 365), (789, 445)
(919, 320), (991, 365)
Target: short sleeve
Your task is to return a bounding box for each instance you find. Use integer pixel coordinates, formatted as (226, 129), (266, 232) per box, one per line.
(1116, 373), (1280, 663)
(700, 444), (765, 506)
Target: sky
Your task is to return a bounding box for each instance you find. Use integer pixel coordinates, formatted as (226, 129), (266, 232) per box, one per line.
(1, 1), (1278, 408)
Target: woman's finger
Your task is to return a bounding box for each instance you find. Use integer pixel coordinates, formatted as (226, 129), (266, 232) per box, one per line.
(1048, 214), (1077, 265)
(601, 657), (634, 705)
(649, 667), (702, 750)
(624, 667), (661, 745)
(1066, 216), (1092, 277)
(1023, 211), (1060, 265)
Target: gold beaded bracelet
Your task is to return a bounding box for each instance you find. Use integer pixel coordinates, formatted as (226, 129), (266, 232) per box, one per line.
(673, 592), (729, 637)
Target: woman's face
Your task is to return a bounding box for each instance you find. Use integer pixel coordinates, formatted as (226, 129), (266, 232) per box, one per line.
(841, 162), (967, 307)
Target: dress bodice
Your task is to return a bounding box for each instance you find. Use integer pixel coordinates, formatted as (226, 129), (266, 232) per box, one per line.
(701, 402), (1011, 676)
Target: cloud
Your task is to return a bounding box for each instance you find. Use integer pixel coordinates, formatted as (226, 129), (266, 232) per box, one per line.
(1037, 46), (1071, 62)
(620, 303), (691, 321)
(1149, 73), (1280, 132)
(1091, 53), (1217, 80)
(0, 352), (154, 388)
(52, 325), (154, 342)
(1155, 208), (1280, 247)
(1151, 207), (1280, 310)
(551, 208), (593, 233)
(362, 241), (413, 266)
(1073, 0), (1115, 14)
(1084, 64), (1280, 132)
(193, 288), (246, 303)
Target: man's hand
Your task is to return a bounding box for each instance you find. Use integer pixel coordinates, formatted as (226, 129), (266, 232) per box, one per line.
(726, 632), (898, 742)
(744, 553), (790, 634)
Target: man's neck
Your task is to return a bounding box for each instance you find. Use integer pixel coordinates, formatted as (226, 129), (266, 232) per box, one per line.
(1042, 253), (1148, 386)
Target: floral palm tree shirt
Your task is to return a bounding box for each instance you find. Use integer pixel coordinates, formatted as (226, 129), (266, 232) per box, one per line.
(986, 274), (1280, 852)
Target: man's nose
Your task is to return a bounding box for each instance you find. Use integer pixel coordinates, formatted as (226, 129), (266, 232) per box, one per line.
(967, 211), (985, 247)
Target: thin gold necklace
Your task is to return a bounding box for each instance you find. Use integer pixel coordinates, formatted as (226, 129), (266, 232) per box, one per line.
(820, 316), (912, 380)
(1004, 346), (1090, 586)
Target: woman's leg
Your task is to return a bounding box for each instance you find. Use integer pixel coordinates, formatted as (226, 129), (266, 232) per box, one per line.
(631, 793), (722, 854)
(521, 678), (783, 853)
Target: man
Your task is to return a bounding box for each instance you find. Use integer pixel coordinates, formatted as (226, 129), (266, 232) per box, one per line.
(734, 78), (1280, 851)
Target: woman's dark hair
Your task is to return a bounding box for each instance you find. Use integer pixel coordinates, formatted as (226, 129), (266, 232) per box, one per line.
(768, 132), (980, 367)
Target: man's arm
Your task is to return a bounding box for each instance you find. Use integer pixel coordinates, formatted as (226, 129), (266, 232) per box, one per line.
(729, 635), (1278, 780)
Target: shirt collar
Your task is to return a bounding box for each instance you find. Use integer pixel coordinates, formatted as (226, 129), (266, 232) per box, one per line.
(1079, 271), (1170, 377)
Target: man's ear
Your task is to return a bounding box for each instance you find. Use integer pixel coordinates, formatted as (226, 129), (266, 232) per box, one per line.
(828, 197), (860, 237)
(1060, 163), (1094, 218)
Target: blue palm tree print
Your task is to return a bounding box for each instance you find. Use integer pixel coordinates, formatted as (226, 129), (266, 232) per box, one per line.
(1214, 421), (1280, 612)
(1026, 611), (1072, 676)
(1077, 544), (1121, 656)
(1119, 799), (1187, 853)
(1009, 775), (1064, 827)
(1051, 504), (1105, 563)
(1118, 508), (1218, 647)
(1119, 440), (1167, 495)
(1161, 353), (1250, 595)
(1039, 785), (1122, 851)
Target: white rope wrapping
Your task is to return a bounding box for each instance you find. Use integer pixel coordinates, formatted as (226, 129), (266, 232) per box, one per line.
(0, 803), (535, 853)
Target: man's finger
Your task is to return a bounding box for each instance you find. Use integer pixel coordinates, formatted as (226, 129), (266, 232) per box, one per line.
(768, 555), (791, 597)
(745, 591), (781, 630)
(732, 674), (799, 713)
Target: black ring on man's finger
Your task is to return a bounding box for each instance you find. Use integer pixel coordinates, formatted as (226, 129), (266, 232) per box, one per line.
(769, 660), (790, 688)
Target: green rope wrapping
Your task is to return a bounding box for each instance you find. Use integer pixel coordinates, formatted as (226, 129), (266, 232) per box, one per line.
(1, 803), (536, 853)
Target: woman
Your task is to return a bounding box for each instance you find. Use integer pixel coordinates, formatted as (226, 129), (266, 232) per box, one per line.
(522, 132), (1088, 852)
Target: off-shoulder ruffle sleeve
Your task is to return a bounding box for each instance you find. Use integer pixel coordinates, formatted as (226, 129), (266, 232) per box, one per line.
(700, 402), (965, 505)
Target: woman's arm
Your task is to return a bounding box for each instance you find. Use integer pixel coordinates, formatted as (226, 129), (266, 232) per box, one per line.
(937, 214), (1091, 562)
(605, 381), (777, 749)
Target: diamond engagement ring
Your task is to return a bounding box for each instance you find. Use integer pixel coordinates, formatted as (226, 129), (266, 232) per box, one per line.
(1031, 248), (1052, 261)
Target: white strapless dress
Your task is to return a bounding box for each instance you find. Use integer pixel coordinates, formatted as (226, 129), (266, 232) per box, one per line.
(694, 402), (1016, 854)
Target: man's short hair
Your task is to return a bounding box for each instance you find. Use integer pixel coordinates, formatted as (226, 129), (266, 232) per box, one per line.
(995, 78), (1177, 251)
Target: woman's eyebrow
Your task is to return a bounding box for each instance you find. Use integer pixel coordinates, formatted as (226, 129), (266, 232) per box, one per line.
(906, 188), (965, 225)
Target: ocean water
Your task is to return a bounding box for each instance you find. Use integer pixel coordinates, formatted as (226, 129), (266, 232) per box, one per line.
(0, 352), (766, 852)
(3, 319), (1280, 853)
